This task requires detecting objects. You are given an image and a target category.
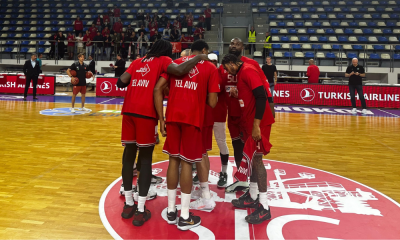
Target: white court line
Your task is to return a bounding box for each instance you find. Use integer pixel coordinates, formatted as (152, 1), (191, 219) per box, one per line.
(98, 98), (116, 104)
(377, 109), (400, 118)
(235, 209), (250, 240)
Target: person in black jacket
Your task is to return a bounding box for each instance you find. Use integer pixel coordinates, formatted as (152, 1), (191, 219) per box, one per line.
(88, 55), (96, 91)
(93, 31), (104, 60)
(113, 54), (126, 77)
(57, 31), (66, 60)
(22, 53), (41, 101)
(48, 32), (58, 59)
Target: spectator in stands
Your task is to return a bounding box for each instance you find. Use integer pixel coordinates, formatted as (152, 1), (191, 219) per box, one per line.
(193, 25), (205, 41)
(176, 15), (183, 26)
(180, 33), (189, 49)
(93, 31), (104, 61)
(129, 32), (138, 56)
(198, 14), (205, 28)
(104, 32), (112, 61)
(102, 26), (110, 37)
(170, 27), (181, 42)
(108, 8), (115, 26)
(57, 31), (66, 60)
(93, 15), (103, 33)
(89, 24), (98, 39)
(76, 32), (84, 56)
(149, 22), (158, 41)
(113, 19), (123, 36)
(137, 31), (149, 57)
(137, 12), (145, 28)
(263, 32), (271, 60)
(113, 5), (121, 27)
(205, 5), (212, 31)
(129, 54), (136, 62)
(67, 32), (75, 60)
(160, 13), (169, 28)
(120, 32), (128, 57)
(37, 53), (43, 69)
(306, 59), (320, 84)
(248, 26), (256, 55)
(126, 24), (134, 37)
(88, 54), (96, 91)
(173, 20), (181, 30)
(187, 13), (194, 35)
(165, 21), (172, 30)
(262, 56), (277, 96)
(345, 58), (367, 114)
(103, 14), (110, 28)
(138, 25), (146, 36)
(145, 14), (151, 29)
(23, 53), (41, 101)
(182, 14), (188, 29)
(113, 54), (126, 77)
(153, 14), (159, 24)
(48, 32), (58, 59)
(83, 30), (93, 60)
(113, 32), (121, 57)
(74, 17), (84, 37)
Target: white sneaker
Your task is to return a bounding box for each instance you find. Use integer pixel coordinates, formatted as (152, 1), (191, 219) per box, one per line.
(133, 187), (157, 201)
(189, 197), (216, 211)
(71, 108), (75, 113)
(225, 181), (249, 193)
(119, 184), (136, 196)
(351, 108), (357, 114)
(191, 187), (202, 200)
(82, 107), (90, 111)
(362, 109), (368, 114)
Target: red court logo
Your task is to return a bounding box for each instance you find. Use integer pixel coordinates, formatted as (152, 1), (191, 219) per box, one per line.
(99, 157), (400, 240)
(300, 88), (315, 102)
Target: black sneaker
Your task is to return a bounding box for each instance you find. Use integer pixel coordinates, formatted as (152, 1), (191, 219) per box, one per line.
(217, 172), (227, 188)
(132, 206), (151, 226)
(167, 206), (178, 224)
(177, 212), (201, 231)
(245, 203), (271, 224)
(193, 175), (199, 185)
(225, 181), (249, 193)
(151, 174), (162, 184)
(232, 190), (259, 208)
(121, 202), (137, 219)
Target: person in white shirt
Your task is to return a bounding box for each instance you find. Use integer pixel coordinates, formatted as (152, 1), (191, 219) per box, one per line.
(75, 33), (84, 55)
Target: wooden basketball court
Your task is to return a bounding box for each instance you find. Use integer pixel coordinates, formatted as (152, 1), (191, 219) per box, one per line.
(0, 97), (399, 239)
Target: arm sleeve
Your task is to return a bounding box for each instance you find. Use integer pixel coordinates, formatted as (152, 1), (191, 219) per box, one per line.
(359, 66), (365, 74)
(346, 66), (352, 74)
(70, 63), (76, 70)
(117, 77), (129, 88)
(252, 86), (267, 120)
(161, 56), (173, 74)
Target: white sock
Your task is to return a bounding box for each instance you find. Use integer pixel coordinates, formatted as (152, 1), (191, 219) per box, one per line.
(221, 165), (227, 173)
(167, 189), (177, 213)
(138, 196), (146, 212)
(249, 182), (258, 200)
(133, 162), (137, 169)
(180, 192), (191, 220)
(200, 182), (211, 199)
(125, 190), (134, 206)
(259, 192), (269, 210)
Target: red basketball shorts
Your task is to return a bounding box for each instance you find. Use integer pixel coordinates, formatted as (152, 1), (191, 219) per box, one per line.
(202, 125), (213, 154)
(121, 114), (158, 147)
(227, 116), (241, 141)
(73, 86), (86, 95)
(163, 122), (203, 163)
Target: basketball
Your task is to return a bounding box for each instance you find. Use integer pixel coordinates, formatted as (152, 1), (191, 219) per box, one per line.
(70, 70), (77, 77)
(71, 77), (79, 85)
(86, 71), (93, 78)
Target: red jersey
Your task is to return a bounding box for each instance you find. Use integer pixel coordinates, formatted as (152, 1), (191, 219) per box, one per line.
(83, 34), (92, 46)
(122, 56), (173, 118)
(241, 56), (272, 97)
(114, 8), (121, 17)
(205, 9), (212, 18)
(187, 18), (193, 27)
(219, 65), (241, 117)
(212, 74), (227, 123)
(113, 22), (123, 33)
(307, 65), (320, 83)
(89, 27), (98, 38)
(103, 15), (110, 23)
(74, 20), (83, 31)
(95, 17), (102, 27)
(150, 27), (157, 37)
(102, 29), (110, 37)
(166, 55), (220, 128)
(199, 15), (205, 22)
(236, 63), (275, 129)
(67, 35), (75, 46)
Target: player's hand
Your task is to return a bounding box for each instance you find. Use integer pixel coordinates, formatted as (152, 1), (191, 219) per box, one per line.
(355, 72), (360, 76)
(230, 87), (238, 98)
(160, 120), (167, 137)
(252, 124), (261, 141)
(350, 71), (354, 75)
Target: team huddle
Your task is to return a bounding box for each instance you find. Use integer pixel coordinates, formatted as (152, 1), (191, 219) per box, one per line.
(116, 38), (275, 230)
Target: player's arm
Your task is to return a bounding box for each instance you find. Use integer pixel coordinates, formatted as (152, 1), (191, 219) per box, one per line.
(117, 72), (131, 88)
(252, 86), (267, 141)
(274, 71), (277, 84)
(359, 67), (365, 77)
(154, 76), (168, 137)
(166, 54), (209, 76)
(207, 93), (218, 108)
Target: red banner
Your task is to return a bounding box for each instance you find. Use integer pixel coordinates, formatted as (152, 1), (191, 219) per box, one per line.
(0, 74), (55, 95)
(274, 83), (400, 108)
(96, 77), (127, 97)
(171, 42), (182, 53)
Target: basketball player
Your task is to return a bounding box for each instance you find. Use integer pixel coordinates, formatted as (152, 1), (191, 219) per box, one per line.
(209, 53), (230, 188)
(66, 53), (90, 113)
(116, 39), (209, 226)
(222, 54), (274, 224)
(221, 37), (275, 193)
(153, 40), (219, 230)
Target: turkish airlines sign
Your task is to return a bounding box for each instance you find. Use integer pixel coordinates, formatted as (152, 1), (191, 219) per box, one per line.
(0, 74), (55, 95)
(274, 83), (400, 108)
(96, 77), (127, 97)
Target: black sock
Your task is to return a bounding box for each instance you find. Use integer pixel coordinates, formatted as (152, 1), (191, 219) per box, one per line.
(232, 139), (244, 169)
(220, 153), (229, 166)
(137, 146), (155, 197)
(122, 144), (138, 191)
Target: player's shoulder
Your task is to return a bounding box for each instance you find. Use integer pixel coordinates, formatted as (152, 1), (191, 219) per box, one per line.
(241, 56), (261, 67)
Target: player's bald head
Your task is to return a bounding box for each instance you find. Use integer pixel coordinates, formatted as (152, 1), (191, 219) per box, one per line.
(229, 38), (244, 57)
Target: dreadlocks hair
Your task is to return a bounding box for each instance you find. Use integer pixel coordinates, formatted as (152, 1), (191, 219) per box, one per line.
(221, 53), (242, 65)
(143, 39), (172, 61)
